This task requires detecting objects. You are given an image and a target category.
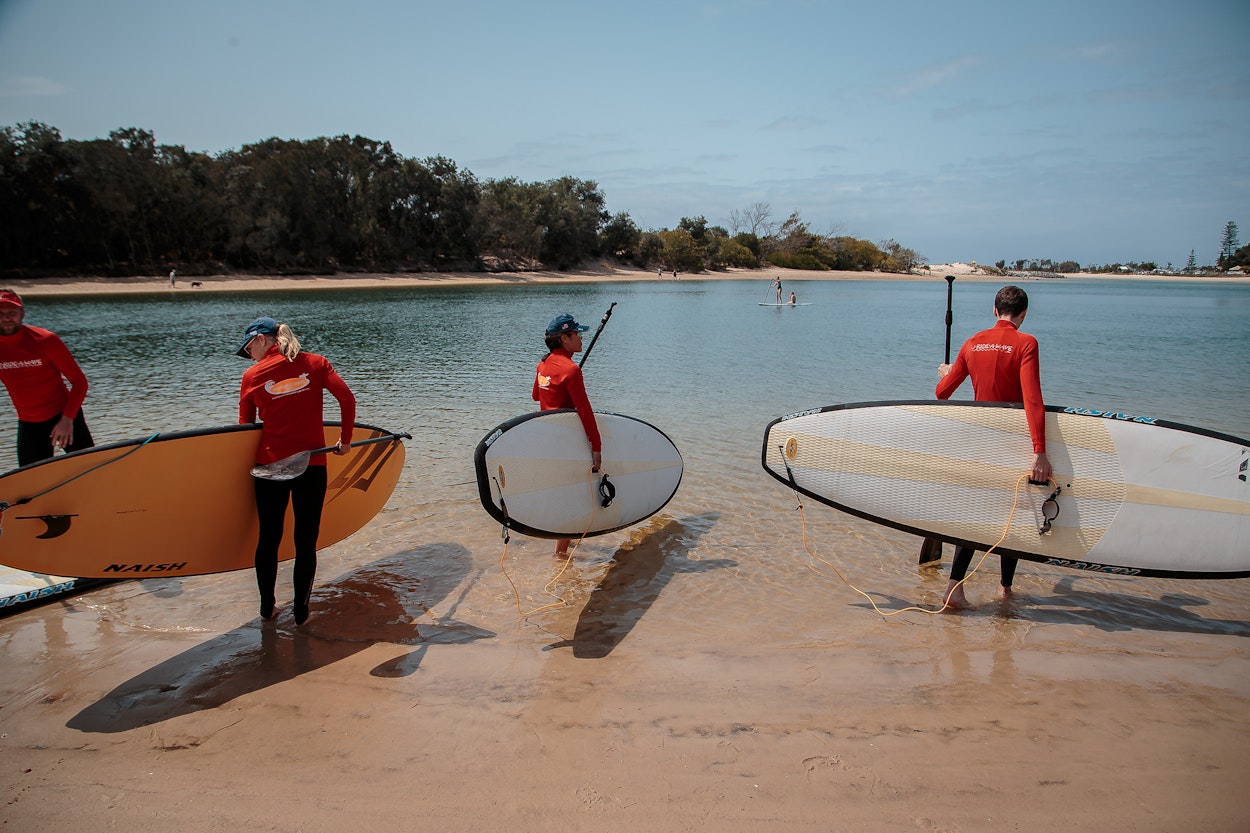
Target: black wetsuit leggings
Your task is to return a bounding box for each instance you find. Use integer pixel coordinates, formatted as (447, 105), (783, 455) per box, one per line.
(16, 410), (94, 467)
(253, 465), (327, 615)
(950, 545), (1019, 588)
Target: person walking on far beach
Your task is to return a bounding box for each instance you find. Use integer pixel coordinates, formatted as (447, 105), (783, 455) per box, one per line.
(169, 269), (176, 287)
(237, 316), (356, 625)
(532, 312), (602, 559)
(0, 289), (95, 467)
(935, 285), (1052, 610)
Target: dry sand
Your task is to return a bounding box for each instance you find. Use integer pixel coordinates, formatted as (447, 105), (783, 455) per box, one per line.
(12, 261), (1236, 298)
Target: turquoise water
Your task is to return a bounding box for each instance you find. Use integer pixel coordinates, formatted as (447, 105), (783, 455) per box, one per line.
(6, 277), (1247, 478)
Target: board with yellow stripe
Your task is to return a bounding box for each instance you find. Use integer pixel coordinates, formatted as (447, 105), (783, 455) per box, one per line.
(761, 401), (1250, 578)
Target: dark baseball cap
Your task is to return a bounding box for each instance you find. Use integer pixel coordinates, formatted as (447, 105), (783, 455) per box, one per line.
(545, 313), (589, 336)
(236, 316), (279, 358)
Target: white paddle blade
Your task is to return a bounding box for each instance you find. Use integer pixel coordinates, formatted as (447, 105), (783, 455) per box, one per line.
(250, 450), (315, 480)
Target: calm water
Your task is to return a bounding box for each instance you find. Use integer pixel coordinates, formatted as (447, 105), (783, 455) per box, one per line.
(5, 276), (1247, 470)
(3, 277), (1249, 637)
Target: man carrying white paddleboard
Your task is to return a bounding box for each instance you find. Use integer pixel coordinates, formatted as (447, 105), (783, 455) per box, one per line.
(533, 312), (602, 558)
(935, 285), (1053, 610)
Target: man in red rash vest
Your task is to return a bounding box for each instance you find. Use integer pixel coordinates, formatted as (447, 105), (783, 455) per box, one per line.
(935, 284), (1052, 611)
(533, 312), (602, 558)
(0, 289), (94, 467)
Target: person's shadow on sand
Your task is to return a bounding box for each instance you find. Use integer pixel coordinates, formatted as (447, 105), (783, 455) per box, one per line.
(67, 543), (492, 733)
(867, 574), (1250, 636)
(1016, 576), (1250, 636)
(545, 512), (734, 659)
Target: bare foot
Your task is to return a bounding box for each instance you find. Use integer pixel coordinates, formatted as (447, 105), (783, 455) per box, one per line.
(941, 582), (974, 612)
(1000, 586), (1015, 601)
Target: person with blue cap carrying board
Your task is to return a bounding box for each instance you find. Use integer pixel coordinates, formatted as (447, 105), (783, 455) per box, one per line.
(237, 316), (356, 625)
(532, 312), (602, 559)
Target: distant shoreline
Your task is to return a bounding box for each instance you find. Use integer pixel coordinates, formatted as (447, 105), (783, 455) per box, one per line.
(6, 262), (1246, 297)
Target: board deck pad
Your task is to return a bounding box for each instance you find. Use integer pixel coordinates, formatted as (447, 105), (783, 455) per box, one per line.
(761, 401), (1250, 579)
(476, 410), (683, 539)
(0, 422), (405, 579)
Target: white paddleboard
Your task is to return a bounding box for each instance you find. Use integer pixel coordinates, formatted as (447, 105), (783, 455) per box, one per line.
(0, 565), (109, 616)
(758, 302), (812, 306)
(475, 410), (683, 539)
(762, 401), (1250, 579)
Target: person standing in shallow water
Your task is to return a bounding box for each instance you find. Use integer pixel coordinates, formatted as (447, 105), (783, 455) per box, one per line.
(532, 313), (602, 559)
(237, 316), (356, 625)
(935, 285), (1052, 611)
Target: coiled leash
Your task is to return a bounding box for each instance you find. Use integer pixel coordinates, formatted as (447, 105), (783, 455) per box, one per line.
(1037, 482), (1062, 536)
(597, 473), (615, 508)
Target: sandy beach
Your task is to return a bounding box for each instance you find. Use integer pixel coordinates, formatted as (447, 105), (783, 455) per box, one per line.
(10, 261), (1241, 298)
(1, 265), (1247, 833)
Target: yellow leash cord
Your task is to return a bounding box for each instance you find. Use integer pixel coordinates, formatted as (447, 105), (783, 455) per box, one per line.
(793, 472), (1035, 617)
(497, 472), (600, 619)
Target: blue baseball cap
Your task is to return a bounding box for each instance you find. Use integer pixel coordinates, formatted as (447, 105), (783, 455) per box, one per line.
(236, 316), (278, 358)
(545, 313), (589, 336)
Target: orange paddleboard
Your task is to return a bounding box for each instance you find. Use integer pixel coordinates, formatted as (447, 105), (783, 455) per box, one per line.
(0, 422), (405, 579)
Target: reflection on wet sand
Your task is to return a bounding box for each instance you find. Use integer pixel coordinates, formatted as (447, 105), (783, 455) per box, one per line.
(67, 544), (493, 733)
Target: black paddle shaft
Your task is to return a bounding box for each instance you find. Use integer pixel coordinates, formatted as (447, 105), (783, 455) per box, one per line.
(579, 302), (616, 368)
(920, 275), (957, 567)
(944, 274), (956, 364)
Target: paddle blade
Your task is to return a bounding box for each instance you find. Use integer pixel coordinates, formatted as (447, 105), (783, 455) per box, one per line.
(250, 450), (315, 480)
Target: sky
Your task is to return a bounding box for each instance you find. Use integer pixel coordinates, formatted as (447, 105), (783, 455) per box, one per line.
(1, 0), (1247, 268)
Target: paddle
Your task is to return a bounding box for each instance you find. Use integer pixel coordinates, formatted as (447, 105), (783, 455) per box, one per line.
(918, 274), (957, 566)
(578, 302), (616, 368)
(250, 432), (411, 480)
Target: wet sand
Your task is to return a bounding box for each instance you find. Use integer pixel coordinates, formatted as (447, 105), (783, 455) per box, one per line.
(2, 475), (1248, 832)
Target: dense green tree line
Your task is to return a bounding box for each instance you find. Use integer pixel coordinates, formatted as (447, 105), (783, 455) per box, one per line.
(1, 122), (914, 278)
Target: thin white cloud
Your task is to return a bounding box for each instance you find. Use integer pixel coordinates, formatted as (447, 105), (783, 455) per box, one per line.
(888, 56), (983, 98)
(0, 75), (71, 97)
(761, 116), (823, 131)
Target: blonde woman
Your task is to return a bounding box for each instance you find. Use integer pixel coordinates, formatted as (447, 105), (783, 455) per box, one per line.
(237, 316), (356, 624)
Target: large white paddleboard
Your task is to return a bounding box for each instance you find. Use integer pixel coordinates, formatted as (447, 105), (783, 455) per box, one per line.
(761, 401), (1250, 579)
(475, 410), (683, 539)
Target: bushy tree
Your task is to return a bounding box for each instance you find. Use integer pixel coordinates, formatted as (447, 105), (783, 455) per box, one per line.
(599, 211), (640, 260)
(658, 229), (703, 273)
